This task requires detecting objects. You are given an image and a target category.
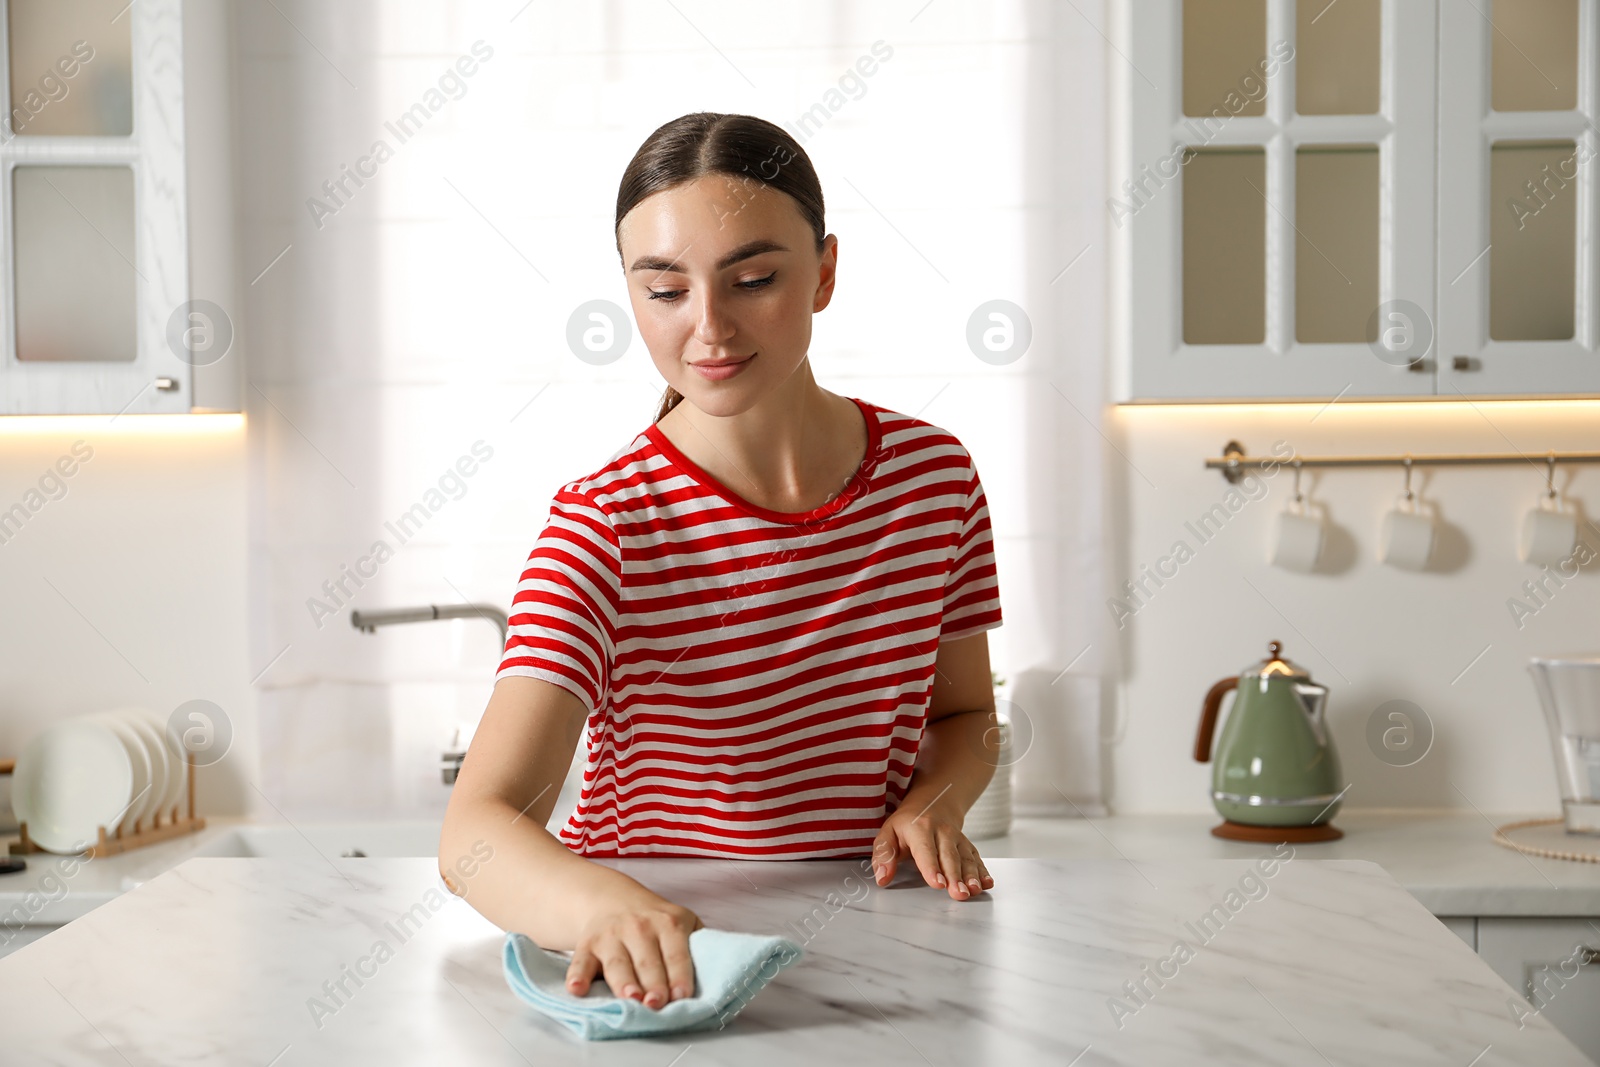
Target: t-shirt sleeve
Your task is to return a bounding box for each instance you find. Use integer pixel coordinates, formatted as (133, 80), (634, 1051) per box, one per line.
(939, 457), (1003, 642)
(496, 485), (621, 715)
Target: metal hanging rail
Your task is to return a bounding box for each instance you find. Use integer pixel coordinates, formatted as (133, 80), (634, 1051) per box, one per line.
(1205, 440), (1600, 483)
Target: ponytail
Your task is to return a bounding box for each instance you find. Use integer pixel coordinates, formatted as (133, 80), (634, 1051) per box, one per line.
(654, 385), (685, 423)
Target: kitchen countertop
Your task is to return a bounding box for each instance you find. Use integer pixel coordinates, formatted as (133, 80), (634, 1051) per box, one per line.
(0, 854), (1587, 1065)
(978, 810), (1600, 916)
(3, 810), (1598, 928)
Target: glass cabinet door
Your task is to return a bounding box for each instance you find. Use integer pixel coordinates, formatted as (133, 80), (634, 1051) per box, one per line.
(0, 0), (190, 415)
(1436, 0), (1599, 397)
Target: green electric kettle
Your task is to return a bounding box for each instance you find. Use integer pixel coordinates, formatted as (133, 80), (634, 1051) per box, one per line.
(1194, 641), (1345, 841)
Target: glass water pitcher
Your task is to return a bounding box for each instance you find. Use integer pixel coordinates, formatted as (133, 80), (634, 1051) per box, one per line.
(1529, 656), (1600, 835)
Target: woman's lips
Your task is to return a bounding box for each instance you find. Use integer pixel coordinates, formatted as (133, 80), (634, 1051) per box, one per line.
(690, 352), (755, 382)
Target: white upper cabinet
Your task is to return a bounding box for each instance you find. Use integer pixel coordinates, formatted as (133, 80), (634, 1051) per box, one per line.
(0, 0), (190, 415)
(1114, 0), (1600, 401)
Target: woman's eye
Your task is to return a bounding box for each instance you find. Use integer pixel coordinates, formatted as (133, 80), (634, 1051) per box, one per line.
(646, 273), (775, 303)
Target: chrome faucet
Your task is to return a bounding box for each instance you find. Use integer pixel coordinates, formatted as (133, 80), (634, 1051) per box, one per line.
(350, 603), (508, 645)
(350, 603), (509, 784)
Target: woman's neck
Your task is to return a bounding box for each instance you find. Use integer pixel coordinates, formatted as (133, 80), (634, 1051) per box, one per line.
(655, 364), (868, 515)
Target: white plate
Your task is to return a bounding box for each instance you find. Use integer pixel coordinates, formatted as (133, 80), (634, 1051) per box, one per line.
(120, 710), (181, 824)
(12, 718), (134, 854)
(89, 713), (154, 833)
(126, 710), (183, 825)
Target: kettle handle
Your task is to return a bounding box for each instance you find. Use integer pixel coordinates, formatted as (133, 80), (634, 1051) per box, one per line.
(1194, 676), (1240, 763)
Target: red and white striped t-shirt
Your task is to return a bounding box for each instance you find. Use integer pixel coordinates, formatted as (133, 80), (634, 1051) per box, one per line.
(495, 396), (1003, 859)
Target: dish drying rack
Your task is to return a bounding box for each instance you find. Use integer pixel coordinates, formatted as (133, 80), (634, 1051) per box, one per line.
(1, 752), (206, 859)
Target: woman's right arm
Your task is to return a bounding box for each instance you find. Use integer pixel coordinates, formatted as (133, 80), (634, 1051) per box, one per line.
(438, 675), (701, 1008)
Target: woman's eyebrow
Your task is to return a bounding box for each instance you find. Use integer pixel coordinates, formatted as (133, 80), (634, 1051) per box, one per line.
(629, 238), (790, 275)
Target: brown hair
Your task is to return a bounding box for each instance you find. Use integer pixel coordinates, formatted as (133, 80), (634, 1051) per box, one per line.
(614, 113), (827, 423)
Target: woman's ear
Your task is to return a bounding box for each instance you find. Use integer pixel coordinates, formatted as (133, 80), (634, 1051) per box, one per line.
(813, 234), (839, 313)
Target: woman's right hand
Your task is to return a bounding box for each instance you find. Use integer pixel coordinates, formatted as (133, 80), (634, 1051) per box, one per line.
(564, 890), (703, 1009)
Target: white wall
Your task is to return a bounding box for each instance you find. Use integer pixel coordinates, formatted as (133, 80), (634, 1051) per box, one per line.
(0, 417), (255, 820)
(1107, 400), (1600, 815)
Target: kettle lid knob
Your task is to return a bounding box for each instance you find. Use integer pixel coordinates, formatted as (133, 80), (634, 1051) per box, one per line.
(1254, 640), (1310, 679)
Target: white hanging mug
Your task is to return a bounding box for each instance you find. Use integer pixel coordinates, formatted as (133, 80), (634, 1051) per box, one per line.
(1379, 492), (1436, 571)
(1520, 489), (1579, 568)
(1269, 465), (1324, 573)
(1377, 458), (1435, 571)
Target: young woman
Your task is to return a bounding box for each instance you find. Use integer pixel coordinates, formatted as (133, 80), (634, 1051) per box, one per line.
(439, 112), (1004, 1013)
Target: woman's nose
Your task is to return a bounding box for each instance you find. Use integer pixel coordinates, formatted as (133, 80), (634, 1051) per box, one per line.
(692, 291), (736, 345)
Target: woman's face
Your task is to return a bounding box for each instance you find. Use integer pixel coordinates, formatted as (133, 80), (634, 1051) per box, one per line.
(617, 173), (837, 418)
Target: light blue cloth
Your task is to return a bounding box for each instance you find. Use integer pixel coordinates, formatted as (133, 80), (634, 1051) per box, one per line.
(502, 927), (805, 1041)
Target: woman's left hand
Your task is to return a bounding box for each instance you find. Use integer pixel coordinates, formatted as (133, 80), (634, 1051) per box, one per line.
(870, 790), (994, 900)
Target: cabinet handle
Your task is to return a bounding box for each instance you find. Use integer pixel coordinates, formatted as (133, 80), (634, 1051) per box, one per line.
(1452, 356), (1474, 371)
(155, 377), (179, 391)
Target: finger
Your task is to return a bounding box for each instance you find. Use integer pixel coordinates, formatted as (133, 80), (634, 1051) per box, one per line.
(660, 922), (697, 1002)
(960, 844), (985, 895)
(565, 946), (600, 996)
(936, 831), (968, 899)
(958, 840), (986, 896)
(871, 826), (901, 885)
(904, 824), (944, 890)
(618, 923), (671, 1010)
(598, 944), (642, 1003)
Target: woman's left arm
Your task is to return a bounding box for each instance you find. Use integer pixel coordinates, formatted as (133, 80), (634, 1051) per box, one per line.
(871, 632), (1001, 900)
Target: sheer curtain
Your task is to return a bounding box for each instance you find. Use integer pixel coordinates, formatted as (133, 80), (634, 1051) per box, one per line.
(239, 0), (1107, 818)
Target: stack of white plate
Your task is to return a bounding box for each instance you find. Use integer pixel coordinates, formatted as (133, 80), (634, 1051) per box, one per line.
(12, 708), (186, 854)
(964, 711), (1014, 840)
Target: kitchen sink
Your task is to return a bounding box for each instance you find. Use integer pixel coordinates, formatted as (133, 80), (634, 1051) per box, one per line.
(194, 820), (448, 859)
(193, 788), (579, 859)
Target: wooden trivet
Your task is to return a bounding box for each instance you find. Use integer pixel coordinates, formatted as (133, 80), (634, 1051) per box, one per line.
(1210, 819), (1344, 843)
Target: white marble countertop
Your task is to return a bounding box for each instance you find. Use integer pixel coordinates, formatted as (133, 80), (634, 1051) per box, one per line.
(0, 854), (1588, 1065)
(3, 810), (1598, 929)
(978, 810), (1600, 916)
(0, 816), (434, 924)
